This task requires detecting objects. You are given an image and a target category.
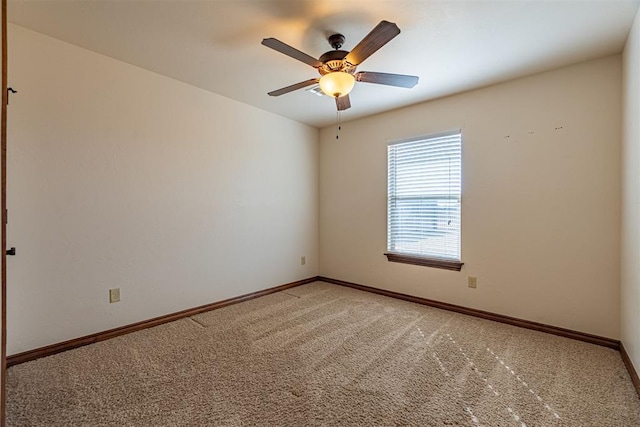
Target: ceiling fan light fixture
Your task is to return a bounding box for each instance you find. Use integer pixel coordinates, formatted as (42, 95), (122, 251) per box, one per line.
(319, 72), (355, 98)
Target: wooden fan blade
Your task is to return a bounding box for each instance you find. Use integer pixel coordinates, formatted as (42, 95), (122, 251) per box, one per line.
(344, 21), (400, 66)
(356, 71), (419, 88)
(267, 78), (319, 96)
(335, 94), (351, 111)
(262, 38), (322, 68)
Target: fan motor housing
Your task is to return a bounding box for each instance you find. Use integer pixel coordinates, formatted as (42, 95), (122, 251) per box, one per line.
(318, 50), (356, 76)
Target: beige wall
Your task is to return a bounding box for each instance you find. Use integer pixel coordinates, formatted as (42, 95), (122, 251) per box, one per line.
(320, 56), (622, 339)
(6, 24), (319, 355)
(622, 9), (640, 371)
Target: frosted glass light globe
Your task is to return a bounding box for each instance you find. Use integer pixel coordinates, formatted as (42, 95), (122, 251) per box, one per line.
(319, 72), (356, 98)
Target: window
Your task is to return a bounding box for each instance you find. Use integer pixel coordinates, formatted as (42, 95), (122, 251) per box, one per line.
(386, 130), (463, 271)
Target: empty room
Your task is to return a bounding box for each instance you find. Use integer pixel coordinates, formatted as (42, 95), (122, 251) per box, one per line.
(1, 0), (640, 425)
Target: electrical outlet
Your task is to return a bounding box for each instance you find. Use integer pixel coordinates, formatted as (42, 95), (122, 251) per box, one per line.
(300, 256), (306, 266)
(109, 288), (121, 303)
(468, 277), (477, 289)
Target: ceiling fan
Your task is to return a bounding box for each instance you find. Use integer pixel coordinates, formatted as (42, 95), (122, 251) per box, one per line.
(262, 20), (419, 111)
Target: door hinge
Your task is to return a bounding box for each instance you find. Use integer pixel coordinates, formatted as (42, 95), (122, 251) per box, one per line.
(7, 87), (17, 105)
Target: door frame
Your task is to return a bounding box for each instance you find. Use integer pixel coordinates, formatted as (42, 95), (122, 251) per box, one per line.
(1, 0), (8, 424)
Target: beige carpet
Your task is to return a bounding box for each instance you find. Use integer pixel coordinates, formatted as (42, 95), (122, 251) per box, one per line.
(7, 281), (640, 426)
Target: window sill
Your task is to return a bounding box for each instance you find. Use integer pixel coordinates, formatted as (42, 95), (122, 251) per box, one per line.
(384, 253), (464, 271)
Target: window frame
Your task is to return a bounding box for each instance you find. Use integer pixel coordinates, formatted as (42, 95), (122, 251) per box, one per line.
(385, 130), (464, 271)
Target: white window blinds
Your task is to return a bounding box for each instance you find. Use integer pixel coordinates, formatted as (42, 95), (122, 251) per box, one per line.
(387, 130), (462, 261)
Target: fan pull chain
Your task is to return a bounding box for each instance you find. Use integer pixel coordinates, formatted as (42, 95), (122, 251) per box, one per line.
(336, 109), (342, 140)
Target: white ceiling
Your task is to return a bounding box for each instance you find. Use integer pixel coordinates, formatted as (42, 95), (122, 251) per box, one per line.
(8, 0), (640, 128)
